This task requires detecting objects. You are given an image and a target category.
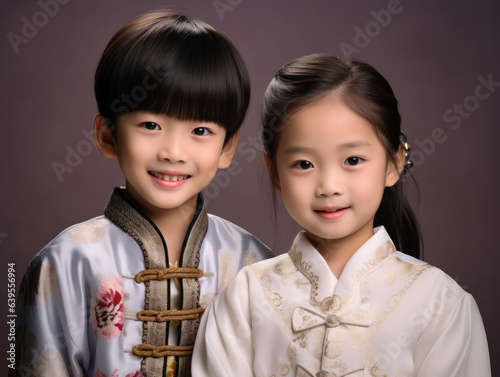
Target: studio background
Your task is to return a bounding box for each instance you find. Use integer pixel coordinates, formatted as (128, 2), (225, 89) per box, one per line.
(1, 0), (499, 373)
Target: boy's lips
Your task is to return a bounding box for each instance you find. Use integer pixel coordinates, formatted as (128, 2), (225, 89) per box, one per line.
(148, 171), (191, 182)
(314, 206), (349, 220)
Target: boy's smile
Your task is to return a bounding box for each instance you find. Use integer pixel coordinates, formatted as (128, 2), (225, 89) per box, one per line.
(97, 111), (237, 221)
(149, 171), (190, 184)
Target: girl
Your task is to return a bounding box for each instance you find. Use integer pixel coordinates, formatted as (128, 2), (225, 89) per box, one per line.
(192, 54), (491, 376)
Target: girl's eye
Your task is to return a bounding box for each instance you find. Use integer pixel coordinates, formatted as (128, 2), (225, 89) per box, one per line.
(141, 122), (160, 130)
(345, 156), (363, 166)
(295, 160), (313, 170)
(193, 127), (211, 136)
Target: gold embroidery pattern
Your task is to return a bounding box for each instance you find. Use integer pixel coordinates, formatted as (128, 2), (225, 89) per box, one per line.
(341, 241), (397, 307)
(68, 218), (111, 245)
(289, 243), (343, 314)
(218, 249), (236, 291)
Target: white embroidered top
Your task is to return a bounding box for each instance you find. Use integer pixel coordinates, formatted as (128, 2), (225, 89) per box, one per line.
(192, 227), (491, 377)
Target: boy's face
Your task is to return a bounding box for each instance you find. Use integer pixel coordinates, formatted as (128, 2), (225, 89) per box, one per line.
(104, 111), (237, 217)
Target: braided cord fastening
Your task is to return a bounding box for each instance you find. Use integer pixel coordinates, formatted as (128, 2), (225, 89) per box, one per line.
(136, 307), (205, 322)
(134, 267), (203, 283)
(132, 344), (194, 357)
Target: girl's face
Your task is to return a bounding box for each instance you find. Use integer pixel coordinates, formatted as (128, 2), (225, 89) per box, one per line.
(274, 98), (401, 248)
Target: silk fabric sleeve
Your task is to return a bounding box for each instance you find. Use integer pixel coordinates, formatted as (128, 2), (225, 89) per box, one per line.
(192, 267), (255, 377)
(414, 293), (491, 377)
(11, 241), (89, 377)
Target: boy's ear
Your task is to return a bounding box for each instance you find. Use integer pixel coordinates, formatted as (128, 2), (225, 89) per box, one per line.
(93, 114), (117, 158)
(218, 130), (240, 169)
(385, 146), (405, 187)
(263, 154), (281, 193)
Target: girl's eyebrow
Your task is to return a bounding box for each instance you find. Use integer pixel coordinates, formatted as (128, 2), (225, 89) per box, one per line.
(339, 140), (372, 149)
(284, 140), (372, 154)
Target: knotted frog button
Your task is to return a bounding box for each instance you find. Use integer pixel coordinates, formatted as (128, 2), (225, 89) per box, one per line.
(325, 314), (341, 328)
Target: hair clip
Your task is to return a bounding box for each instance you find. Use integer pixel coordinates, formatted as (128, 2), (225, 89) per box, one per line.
(399, 131), (413, 172)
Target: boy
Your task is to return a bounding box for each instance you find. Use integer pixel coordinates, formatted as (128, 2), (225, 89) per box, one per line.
(12, 10), (270, 377)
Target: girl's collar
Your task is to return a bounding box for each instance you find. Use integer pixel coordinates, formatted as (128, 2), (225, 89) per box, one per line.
(288, 226), (396, 313)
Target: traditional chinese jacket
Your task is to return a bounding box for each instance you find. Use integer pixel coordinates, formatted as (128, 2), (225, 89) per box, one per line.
(192, 227), (491, 377)
(11, 188), (270, 377)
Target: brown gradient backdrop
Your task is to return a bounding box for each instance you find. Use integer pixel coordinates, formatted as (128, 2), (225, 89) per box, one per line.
(1, 0), (499, 373)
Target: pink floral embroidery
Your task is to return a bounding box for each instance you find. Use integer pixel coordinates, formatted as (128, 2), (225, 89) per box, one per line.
(91, 275), (124, 339)
(95, 368), (107, 377)
(95, 368), (142, 377)
(125, 372), (143, 377)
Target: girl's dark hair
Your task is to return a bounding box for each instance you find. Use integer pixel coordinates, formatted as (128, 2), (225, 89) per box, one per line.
(94, 10), (250, 144)
(261, 54), (422, 258)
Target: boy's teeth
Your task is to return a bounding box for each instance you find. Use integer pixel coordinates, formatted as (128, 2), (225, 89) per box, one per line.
(151, 172), (187, 181)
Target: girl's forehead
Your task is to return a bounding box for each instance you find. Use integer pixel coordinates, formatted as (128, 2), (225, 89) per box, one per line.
(281, 99), (379, 145)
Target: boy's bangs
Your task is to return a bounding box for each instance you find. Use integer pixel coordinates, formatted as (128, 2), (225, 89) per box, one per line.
(110, 29), (248, 141)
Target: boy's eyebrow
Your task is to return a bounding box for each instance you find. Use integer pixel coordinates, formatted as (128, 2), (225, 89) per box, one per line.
(283, 145), (316, 154)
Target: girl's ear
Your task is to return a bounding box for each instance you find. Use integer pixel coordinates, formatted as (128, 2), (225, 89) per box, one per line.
(93, 114), (117, 158)
(385, 146), (405, 187)
(218, 130), (240, 169)
(263, 154), (282, 193)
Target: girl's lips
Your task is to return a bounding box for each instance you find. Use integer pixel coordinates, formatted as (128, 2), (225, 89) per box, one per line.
(314, 207), (349, 220)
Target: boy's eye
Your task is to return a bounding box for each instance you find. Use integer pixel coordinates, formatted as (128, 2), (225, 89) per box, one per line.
(345, 156), (363, 166)
(192, 127), (211, 136)
(141, 122), (160, 130)
(295, 160), (313, 170)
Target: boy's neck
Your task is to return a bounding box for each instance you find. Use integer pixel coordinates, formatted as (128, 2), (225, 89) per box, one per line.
(125, 191), (199, 264)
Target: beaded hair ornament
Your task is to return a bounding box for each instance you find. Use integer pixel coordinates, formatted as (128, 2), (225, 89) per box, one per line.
(399, 131), (413, 173)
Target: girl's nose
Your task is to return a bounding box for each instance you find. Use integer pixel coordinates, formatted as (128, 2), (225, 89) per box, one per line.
(315, 170), (344, 197)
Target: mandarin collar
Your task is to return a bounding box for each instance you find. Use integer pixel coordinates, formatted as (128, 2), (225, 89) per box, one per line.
(288, 226), (396, 313)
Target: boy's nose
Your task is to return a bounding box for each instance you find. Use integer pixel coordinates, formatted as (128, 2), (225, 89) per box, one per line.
(158, 137), (187, 163)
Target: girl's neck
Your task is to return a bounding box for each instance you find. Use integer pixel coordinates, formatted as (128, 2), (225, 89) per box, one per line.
(305, 224), (374, 279)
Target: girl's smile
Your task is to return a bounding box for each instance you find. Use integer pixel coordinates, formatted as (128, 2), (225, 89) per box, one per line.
(314, 206), (350, 220)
